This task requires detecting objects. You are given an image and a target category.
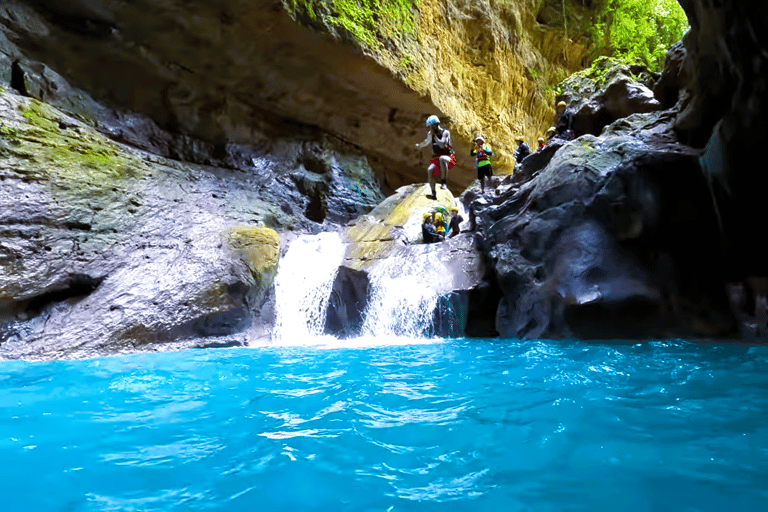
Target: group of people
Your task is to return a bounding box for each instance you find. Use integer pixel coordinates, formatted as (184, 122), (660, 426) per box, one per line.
(414, 99), (576, 200)
(421, 205), (463, 244)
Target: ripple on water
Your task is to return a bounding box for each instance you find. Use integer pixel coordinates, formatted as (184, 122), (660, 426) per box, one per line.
(0, 339), (767, 511)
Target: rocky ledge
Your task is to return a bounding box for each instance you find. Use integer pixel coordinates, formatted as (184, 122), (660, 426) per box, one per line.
(0, 87), (383, 360)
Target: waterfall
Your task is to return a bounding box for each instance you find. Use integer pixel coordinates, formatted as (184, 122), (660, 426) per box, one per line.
(360, 249), (448, 338)
(272, 232), (345, 342)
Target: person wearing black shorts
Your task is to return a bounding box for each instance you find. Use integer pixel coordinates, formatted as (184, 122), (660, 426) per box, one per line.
(470, 135), (493, 192)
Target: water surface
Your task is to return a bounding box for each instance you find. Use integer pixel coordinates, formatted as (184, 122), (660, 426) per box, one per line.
(1, 338), (767, 511)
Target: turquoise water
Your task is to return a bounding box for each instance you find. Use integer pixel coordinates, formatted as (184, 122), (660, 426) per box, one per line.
(1, 338), (767, 511)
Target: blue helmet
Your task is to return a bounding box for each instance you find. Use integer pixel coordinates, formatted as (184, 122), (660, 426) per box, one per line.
(426, 115), (440, 126)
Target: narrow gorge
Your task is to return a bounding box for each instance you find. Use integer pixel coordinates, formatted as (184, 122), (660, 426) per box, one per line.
(0, 0), (766, 359)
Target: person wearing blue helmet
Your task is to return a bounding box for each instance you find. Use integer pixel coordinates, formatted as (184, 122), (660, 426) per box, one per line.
(415, 115), (455, 199)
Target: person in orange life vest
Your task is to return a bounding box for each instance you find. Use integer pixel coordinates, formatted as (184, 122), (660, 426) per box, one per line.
(415, 115), (456, 200)
(470, 135), (493, 192)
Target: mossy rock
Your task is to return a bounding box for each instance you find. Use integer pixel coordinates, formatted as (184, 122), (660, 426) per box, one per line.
(343, 184), (455, 268)
(224, 226), (281, 288)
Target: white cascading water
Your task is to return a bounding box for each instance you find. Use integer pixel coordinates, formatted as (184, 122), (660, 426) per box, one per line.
(360, 250), (447, 338)
(272, 232), (346, 342)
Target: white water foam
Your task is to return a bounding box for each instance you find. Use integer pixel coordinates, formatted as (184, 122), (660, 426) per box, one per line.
(272, 232), (346, 342)
(361, 250), (448, 338)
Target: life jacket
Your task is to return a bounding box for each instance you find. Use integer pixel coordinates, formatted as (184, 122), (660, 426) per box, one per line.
(434, 213), (447, 235)
(473, 144), (492, 167)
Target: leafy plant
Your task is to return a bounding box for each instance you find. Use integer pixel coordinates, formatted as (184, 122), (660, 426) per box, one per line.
(590, 0), (688, 72)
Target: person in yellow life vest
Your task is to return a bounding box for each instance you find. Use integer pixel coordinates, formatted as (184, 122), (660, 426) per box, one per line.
(470, 135), (493, 192)
(433, 212), (448, 239)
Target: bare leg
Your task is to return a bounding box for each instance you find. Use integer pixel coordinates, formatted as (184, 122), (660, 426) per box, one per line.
(439, 155), (450, 188)
(427, 163), (437, 197)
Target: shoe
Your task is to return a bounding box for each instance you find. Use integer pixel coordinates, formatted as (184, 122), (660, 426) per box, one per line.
(441, 180), (447, 189)
(426, 193), (437, 200)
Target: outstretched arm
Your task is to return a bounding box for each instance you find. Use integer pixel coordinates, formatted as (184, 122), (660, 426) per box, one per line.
(415, 132), (431, 148)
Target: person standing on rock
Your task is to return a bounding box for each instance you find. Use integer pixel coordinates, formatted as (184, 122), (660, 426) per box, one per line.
(536, 137), (546, 152)
(415, 115), (456, 200)
(448, 206), (463, 238)
(555, 101), (575, 141)
(470, 135), (493, 192)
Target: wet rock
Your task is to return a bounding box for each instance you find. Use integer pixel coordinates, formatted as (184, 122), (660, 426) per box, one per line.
(472, 116), (735, 340)
(0, 89), (380, 359)
(558, 58), (662, 138)
(325, 184), (496, 338)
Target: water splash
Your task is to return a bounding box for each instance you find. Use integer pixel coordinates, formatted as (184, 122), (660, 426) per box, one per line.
(361, 251), (447, 338)
(273, 232), (345, 341)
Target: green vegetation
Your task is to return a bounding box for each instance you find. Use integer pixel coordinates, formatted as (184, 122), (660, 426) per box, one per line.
(0, 98), (143, 199)
(284, 0), (419, 52)
(590, 0), (688, 71)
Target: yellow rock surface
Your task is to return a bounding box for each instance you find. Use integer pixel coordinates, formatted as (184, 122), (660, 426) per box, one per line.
(224, 226), (281, 287)
(342, 184), (456, 269)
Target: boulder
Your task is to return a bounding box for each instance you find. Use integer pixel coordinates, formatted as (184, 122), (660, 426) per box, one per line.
(557, 58), (662, 138)
(472, 117), (735, 340)
(325, 184), (498, 337)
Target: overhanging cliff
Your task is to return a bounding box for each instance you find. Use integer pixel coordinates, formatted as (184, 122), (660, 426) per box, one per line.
(1, 0), (588, 190)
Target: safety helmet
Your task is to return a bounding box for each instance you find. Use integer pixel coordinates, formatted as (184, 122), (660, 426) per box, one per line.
(422, 212), (432, 221)
(474, 135), (485, 143)
(546, 127), (556, 135)
(426, 115), (440, 126)
(538, 137), (545, 143)
(557, 101), (567, 108)
(449, 207), (458, 213)
(435, 206), (448, 214)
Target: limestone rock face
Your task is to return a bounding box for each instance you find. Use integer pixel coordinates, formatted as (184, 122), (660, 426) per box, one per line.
(0, 0), (588, 192)
(325, 184), (498, 338)
(674, 0), (768, 284)
(0, 88), (382, 359)
(557, 59), (662, 138)
(473, 116), (734, 339)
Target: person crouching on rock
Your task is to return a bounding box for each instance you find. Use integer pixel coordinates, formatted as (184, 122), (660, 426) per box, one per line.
(421, 212), (442, 244)
(513, 136), (531, 164)
(415, 115), (456, 200)
(470, 135), (493, 192)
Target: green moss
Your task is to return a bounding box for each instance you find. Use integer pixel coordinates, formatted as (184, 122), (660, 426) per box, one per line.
(284, 0), (419, 53)
(9, 98), (141, 183)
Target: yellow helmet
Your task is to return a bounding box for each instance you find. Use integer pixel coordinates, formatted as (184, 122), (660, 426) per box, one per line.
(538, 137), (545, 143)
(449, 207), (458, 213)
(557, 101), (567, 108)
(422, 212), (431, 221)
(547, 126), (556, 135)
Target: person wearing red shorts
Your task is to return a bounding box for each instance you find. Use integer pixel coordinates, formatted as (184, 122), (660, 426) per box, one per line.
(415, 115), (456, 199)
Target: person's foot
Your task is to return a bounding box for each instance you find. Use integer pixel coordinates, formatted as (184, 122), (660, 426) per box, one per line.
(441, 180), (447, 189)
(426, 193), (437, 200)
